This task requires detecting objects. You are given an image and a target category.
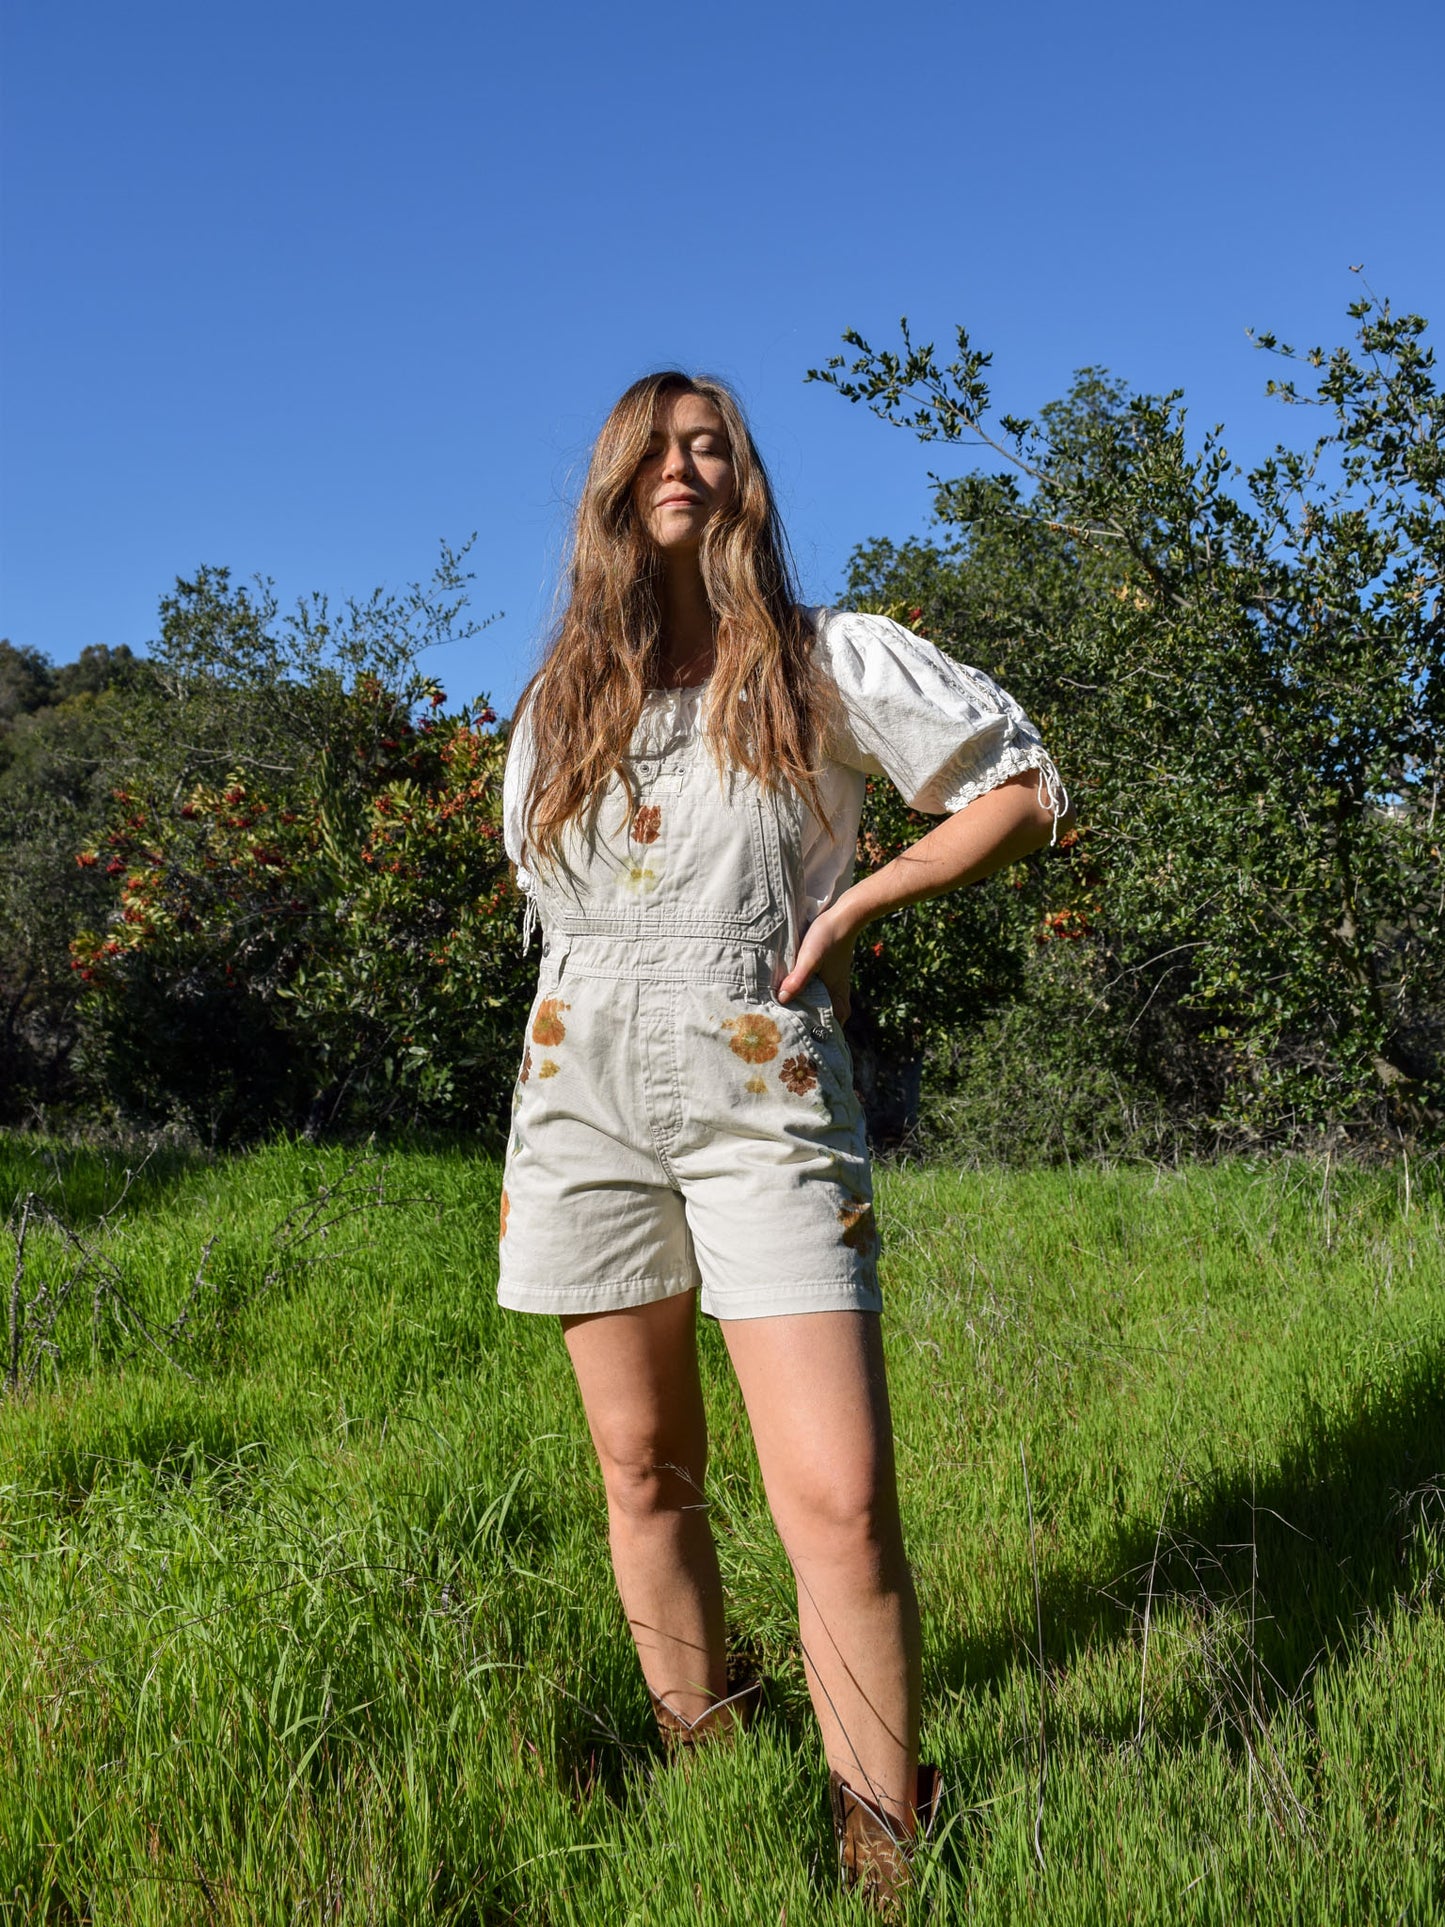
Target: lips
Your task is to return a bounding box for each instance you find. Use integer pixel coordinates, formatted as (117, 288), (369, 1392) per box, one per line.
(657, 494), (703, 508)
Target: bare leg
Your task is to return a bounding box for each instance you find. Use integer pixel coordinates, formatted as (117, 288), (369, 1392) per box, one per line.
(562, 1292), (726, 1719)
(722, 1310), (922, 1829)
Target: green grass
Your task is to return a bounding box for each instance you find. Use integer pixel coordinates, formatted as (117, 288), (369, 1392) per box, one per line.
(1, 1137), (1442, 1924)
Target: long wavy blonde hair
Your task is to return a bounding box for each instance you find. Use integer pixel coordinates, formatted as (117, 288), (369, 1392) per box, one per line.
(517, 371), (832, 869)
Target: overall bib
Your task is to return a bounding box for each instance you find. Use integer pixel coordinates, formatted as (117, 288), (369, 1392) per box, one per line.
(497, 687), (881, 1319)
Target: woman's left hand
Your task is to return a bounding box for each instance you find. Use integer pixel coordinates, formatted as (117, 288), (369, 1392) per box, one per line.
(778, 905), (857, 1023)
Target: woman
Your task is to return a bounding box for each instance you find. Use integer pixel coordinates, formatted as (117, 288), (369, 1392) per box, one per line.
(498, 372), (1066, 1903)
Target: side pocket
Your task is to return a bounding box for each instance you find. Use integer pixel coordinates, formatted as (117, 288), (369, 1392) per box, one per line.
(790, 974), (846, 1036)
(767, 985), (861, 1124)
(513, 955), (561, 1102)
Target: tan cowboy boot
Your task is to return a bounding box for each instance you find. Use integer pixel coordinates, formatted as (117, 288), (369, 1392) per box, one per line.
(829, 1763), (943, 1908)
(648, 1675), (762, 1754)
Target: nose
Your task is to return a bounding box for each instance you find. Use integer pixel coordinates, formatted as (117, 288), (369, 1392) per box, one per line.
(659, 439), (695, 483)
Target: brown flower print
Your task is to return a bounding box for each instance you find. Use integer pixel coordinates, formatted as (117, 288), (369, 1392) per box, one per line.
(744, 1076), (768, 1095)
(838, 1194), (878, 1256)
(632, 804), (662, 844)
(499, 1189), (510, 1241)
(538, 1058), (560, 1079)
(779, 1054), (818, 1096)
(722, 1012), (781, 1064)
(532, 998), (569, 1047)
(519, 1046), (533, 1084)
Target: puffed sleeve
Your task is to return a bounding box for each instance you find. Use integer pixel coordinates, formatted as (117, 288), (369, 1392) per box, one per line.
(813, 607), (1068, 838)
(501, 703), (533, 886)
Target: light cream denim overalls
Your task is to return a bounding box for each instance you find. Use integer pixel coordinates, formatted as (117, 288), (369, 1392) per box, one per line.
(497, 685), (881, 1319)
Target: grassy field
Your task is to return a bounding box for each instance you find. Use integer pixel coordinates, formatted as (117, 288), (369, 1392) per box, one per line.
(1, 1136), (1442, 1924)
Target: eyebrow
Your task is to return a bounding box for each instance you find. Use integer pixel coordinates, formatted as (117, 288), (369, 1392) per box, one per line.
(645, 423), (728, 443)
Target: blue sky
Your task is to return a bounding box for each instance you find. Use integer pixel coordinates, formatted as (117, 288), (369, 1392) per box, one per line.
(3, 0), (1441, 711)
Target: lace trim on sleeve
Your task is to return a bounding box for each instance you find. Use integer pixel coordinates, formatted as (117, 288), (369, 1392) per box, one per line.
(939, 742), (1070, 845)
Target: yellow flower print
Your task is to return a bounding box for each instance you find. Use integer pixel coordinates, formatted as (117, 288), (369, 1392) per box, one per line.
(722, 1011), (781, 1064)
(619, 859), (659, 893)
(538, 1059), (560, 1079)
(632, 804), (662, 844)
(838, 1193), (877, 1256)
(779, 1054), (818, 1096)
(499, 1189), (510, 1241)
(532, 998), (569, 1047)
(744, 1076), (768, 1095)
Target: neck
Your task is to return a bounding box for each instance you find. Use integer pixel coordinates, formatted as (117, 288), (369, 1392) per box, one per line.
(655, 550), (715, 686)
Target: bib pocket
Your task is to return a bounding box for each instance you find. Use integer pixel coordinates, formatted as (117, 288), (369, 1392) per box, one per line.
(622, 751), (686, 799)
(543, 775), (785, 941)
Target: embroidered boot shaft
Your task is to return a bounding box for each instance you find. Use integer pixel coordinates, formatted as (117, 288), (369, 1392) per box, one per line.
(829, 1763), (943, 1909)
(649, 1675), (762, 1754)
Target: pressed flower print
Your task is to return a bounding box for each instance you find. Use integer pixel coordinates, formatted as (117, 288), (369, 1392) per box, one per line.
(723, 1011), (781, 1064)
(619, 859), (660, 893)
(499, 1189), (510, 1241)
(519, 1046), (533, 1084)
(838, 1194), (877, 1256)
(779, 1054), (818, 1096)
(744, 1076), (768, 1095)
(538, 1058), (560, 1079)
(632, 804), (662, 844)
(532, 999), (569, 1047)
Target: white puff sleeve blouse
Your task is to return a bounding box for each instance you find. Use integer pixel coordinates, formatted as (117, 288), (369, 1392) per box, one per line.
(503, 606), (1066, 934)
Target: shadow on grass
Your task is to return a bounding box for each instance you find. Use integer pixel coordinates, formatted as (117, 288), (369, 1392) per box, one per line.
(0, 1136), (215, 1228)
(930, 1345), (1445, 1731)
(11, 1427), (273, 1513)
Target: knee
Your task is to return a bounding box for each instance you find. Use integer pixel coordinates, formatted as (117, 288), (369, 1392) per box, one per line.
(596, 1438), (707, 1526)
(781, 1468), (906, 1580)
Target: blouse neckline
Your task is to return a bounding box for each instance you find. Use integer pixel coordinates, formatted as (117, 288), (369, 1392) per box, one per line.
(643, 677), (711, 702)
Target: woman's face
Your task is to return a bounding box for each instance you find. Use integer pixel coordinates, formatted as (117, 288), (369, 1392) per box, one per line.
(630, 391), (735, 553)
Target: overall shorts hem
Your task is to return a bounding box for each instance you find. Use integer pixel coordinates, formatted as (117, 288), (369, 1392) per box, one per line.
(699, 1276), (884, 1322)
(497, 1273), (700, 1316)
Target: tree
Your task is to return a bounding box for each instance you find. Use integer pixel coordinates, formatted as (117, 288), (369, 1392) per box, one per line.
(0, 546), (536, 1141)
(0, 641), (55, 732)
(64, 547), (532, 1140)
(0, 644), (161, 1112)
(811, 282), (1444, 1145)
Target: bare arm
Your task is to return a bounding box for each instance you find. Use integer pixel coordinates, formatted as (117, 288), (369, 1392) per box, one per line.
(778, 769), (1071, 1021)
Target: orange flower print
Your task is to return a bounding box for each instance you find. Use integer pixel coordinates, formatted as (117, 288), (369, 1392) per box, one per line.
(499, 1189), (510, 1240)
(779, 1054), (818, 1096)
(532, 998), (569, 1047)
(745, 1076), (768, 1095)
(632, 804), (662, 844)
(520, 1046), (533, 1084)
(538, 1058), (560, 1079)
(838, 1193), (877, 1256)
(723, 1012), (781, 1064)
